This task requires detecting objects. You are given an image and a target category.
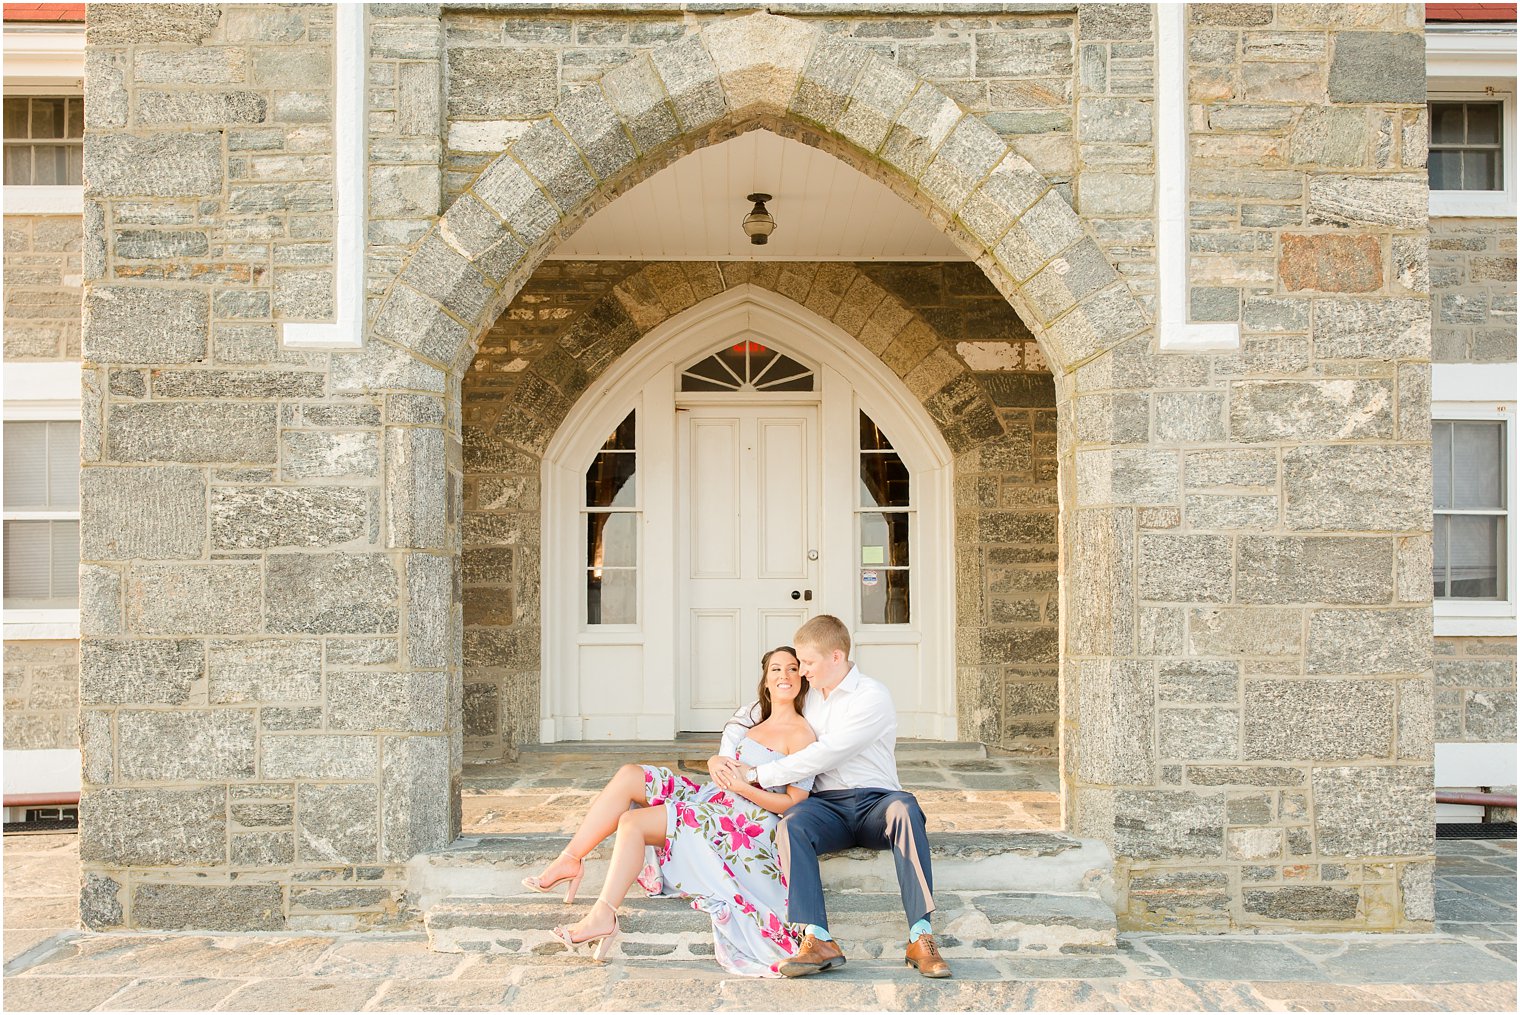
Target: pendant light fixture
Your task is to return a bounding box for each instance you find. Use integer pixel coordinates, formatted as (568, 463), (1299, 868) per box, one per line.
(742, 193), (776, 245)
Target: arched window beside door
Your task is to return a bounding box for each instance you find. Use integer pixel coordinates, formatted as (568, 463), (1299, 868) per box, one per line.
(859, 410), (910, 625)
(586, 410), (637, 625)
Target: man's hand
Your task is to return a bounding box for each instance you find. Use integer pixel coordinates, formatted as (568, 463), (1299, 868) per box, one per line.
(708, 755), (746, 790)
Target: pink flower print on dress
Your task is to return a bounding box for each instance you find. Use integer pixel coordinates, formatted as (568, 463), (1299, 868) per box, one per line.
(709, 792), (733, 809)
(661, 775), (676, 799)
(681, 776), (699, 791)
(674, 802), (699, 830)
(720, 815), (764, 851)
(733, 893), (757, 917)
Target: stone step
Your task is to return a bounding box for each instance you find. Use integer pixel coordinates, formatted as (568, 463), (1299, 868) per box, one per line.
(511, 739), (989, 762)
(424, 889), (1116, 958)
(407, 831), (1116, 914)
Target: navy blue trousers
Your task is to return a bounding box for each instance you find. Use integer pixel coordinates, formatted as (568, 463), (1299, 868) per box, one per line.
(777, 788), (935, 930)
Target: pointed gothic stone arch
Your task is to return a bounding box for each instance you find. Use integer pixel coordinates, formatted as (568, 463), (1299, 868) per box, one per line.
(366, 12), (1152, 388)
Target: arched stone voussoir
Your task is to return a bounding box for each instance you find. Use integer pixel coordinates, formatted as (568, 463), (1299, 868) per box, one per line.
(374, 10), (1145, 388)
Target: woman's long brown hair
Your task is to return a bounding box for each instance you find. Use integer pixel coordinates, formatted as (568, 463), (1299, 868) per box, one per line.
(727, 645), (810, 734)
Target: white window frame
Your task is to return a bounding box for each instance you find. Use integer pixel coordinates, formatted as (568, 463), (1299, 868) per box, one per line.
(1431, 364), (1517, 637)
(3, 26), (85, 215)
(3, 363), (81, 640)
(1426, 23), (1519, 218)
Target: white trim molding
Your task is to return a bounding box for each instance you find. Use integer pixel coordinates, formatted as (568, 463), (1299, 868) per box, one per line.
(2, 185), (84, 215)
(1155, 3), (1240, 352)
(3, 362), (82, 405)
(1436, 742), (1518, 789)
(1, 24), (84, 85)
(280, 3), (366, 349)
(1427, 25), (1519, 80)
(2, 749), (81, 795)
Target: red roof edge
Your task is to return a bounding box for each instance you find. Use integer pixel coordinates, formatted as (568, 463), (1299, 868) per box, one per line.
(1426, 3), (1518, 22)
(3, 3), (86, 22)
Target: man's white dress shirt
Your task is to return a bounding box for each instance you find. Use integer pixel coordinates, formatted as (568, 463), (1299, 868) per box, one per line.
(750, 665), (901, 792)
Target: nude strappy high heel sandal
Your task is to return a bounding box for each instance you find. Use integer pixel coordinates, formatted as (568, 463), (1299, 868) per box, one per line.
(551, 898), (621, 961)
(522, 848), (584, 904)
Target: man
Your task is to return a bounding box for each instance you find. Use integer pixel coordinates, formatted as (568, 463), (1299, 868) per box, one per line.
(710, 615), (950, 979)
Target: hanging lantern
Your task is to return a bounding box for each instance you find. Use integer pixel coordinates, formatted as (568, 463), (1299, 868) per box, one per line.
(741, 192), (776, 245)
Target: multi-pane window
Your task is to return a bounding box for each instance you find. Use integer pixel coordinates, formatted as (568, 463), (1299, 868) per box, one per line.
(3, 96), (83, 186)
(1429, 100), (1504, 192)
(1433, 420), (1508, 600)
(586, 411), (637, 625)
(680, 340), (814, 393)
(858, 411), (910, 625)
(3, 421), (80, 609)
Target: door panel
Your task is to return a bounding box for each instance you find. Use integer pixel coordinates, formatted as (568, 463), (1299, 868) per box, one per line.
(679, 406), (818, 731)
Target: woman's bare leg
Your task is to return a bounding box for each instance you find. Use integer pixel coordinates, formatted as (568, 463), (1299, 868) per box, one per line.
(532, 764), (650, 886)
(563, 805), (668, 939)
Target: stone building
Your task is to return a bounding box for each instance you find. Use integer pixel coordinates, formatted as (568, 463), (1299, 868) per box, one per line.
(0, 2), (1514, 934)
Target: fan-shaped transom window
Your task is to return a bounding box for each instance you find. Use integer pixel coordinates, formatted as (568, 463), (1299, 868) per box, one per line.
(680, 339), (815, 393)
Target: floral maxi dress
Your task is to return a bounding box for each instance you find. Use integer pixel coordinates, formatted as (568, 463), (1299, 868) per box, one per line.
(638, 736), (812, 977)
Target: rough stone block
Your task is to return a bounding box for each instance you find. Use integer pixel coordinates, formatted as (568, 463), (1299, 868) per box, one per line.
(126, 562), (262, 635)
(79, 638), (202, 705)
(1279, 233), (1382, 292)
(473, 159), (560, 247)
(297, 783), (380, 864)
(1229, 380), (1394, 443)
(1157, 660), (1239, 704)
(792, 33), (871, 130)
(1113, 789), (1226, 859)
(232, 831), (294, 867)
(1244, 885), (1359, 921)
(1397, 677), (1434, 761)
(327, 672), (449, 732)
(1283, 445), (1430, 531)
(84, 132), (223, 197)
(407, 552), (453, 669)
(265, 553), (399, 634)
(603, 52), (681, 153)
(975, 29), (1072, 79)
(386, 427), (447, 549)
(281, 430), (380, 481)
(1289, 106), (1368, 167)
(1244, 678), (1394, 760)
(1328, 32), (1425, 103)
(79, 871), (124, 929)
(881, 84), (961, 181)
(209, 639), (323, 703)
(1075, 658), (1154, 785)
(85, 286), (208, 363)
(331, 340), (446, 395)
(511, 117), (596, 212)
(117, 709), (257, 781)
(1188, 607), (1302, 657)
(80, 786), (225, 866)
(1312, 764), (1433, 857)
(994, 191), (1085, 283)
(80, 466), (206, 560)
(446, 48), (556, 117)
(650, 34), (725, 132)
(836, 56), (917, 155)
(920, 116), (1007, 214)
(1138, 534), (1233, 603)
(1306, 609), (1430, 675)
(211, 486), (368, 549)
(1158, 707), (1240, 761)
(1078, 96), (1152, 143)
(262, 734), (379, 780)
(132, 883), (284, 931)
(381, 734), (452, 861)
(1308, 175), (1426, 229)
(107, 402), (278, 464)
(1237, 536), (1394, 605)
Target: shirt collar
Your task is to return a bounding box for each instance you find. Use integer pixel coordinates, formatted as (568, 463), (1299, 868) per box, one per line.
(835, 665), (862, 694)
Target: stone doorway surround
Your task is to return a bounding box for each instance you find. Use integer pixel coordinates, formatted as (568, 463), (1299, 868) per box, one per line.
(79, 7), (1435, 935)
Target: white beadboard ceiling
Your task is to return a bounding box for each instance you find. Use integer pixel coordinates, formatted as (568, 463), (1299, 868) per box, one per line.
(549, 129), (968, 261)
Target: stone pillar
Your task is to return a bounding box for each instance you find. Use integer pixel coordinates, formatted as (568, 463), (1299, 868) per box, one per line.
(78, 2), (457, 931)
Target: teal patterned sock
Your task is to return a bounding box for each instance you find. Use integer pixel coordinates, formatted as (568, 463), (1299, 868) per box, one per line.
(806, 923), (833, 942)
(908, 918), (932, 942)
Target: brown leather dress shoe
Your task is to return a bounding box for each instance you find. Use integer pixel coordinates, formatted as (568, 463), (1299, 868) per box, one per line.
(905, 933), (952, 978)
(777, 934), (846, 977)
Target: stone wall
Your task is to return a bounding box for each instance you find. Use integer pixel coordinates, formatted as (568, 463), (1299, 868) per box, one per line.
(1435, 637), (1517, 745)
(80, 4), (1436, 935)
(3, 214), (84, 360)
(3, 641), (79, 751)
(462, 259), (1057, 762)
(1429, 216), (1517, 364)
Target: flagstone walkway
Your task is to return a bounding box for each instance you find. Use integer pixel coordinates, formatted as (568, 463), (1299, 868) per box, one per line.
(4, 832), (1514, 1011)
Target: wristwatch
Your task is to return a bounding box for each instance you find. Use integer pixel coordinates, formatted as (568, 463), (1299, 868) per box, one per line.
(744, 766), (758, 785)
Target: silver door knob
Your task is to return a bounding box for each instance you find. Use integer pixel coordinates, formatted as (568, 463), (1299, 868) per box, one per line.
(807, 550), (819, 560)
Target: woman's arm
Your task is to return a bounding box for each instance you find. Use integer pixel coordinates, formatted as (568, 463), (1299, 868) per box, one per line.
(728, 780), (809, 815)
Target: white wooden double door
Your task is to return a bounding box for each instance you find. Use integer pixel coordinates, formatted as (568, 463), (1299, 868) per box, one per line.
(676, 405), (818, 731)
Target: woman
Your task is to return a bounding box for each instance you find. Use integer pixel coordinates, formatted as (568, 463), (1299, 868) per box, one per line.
(521, 646), (816, 975)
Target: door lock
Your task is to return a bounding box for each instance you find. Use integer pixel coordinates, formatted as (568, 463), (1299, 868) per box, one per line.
(807, 550), (819, 561)
(791, 590), (813, 601)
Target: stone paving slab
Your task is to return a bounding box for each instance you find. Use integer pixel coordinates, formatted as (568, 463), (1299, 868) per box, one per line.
(4, 832), (1517, 1011)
